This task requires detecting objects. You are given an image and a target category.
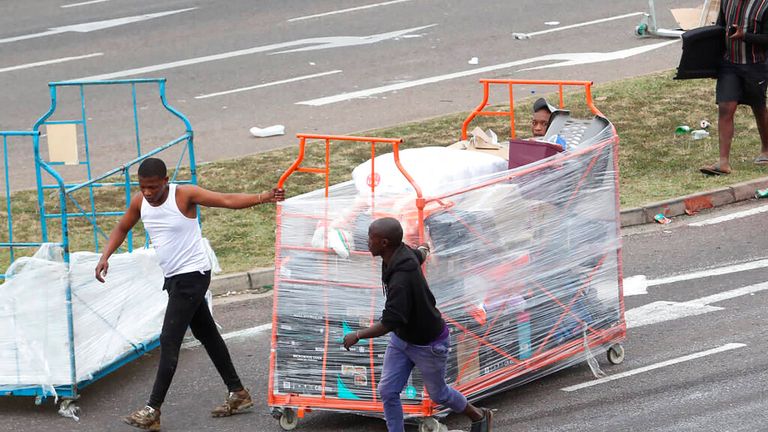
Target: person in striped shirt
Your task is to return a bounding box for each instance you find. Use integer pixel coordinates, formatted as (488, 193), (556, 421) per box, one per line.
(701, 0), (768, 175)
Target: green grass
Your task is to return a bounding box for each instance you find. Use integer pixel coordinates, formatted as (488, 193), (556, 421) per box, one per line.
(2, 70), (767, 274)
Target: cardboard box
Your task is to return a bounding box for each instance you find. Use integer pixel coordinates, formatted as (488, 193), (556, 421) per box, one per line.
(447, 127), (510, 160)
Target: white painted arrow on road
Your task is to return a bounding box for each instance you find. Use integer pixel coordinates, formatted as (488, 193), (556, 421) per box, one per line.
(0, 8), (197, 44)
(626, 281), (768, 329)
(517, 39), (679, 72)
(297, 39), (678, 106)
(623, 258), (768, 298)
(72, 24), (436, 81)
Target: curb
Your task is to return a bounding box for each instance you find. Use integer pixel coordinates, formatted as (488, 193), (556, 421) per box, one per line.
(621, 176), (768, 227)
(210, 267), (273, 296)
(211, 176), (768, 294)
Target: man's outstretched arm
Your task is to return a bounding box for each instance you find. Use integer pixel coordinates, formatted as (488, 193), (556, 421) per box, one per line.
(343, 321), (391, 350)
(184, 185), (285, 209)
(95, 194), (142, 282)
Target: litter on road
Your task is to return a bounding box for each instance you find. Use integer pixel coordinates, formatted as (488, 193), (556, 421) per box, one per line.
(250, 124), (285, 138)
(654, 213), (672, 224)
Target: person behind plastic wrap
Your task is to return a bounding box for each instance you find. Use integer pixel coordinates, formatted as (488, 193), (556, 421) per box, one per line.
(343, 217), (493, 432)
(531, 97), (555, 138)
(94, 157), (284, 431)
(700, 0), (768, 176)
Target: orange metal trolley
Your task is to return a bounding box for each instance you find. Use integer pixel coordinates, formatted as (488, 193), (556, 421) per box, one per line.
(268, 80), (626, 431)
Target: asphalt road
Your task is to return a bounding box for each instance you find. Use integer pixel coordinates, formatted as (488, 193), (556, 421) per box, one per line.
(8, 1), (767, 432)
(0, 0), (694, 190)
(3, 199), (768, 432)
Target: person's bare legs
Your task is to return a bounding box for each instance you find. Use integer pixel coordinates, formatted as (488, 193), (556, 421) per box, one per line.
(716, 101), (738, 173)
(751, 103), (768, 159)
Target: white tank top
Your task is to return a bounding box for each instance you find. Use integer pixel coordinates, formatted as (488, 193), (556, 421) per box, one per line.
(140, 184), (211, 277)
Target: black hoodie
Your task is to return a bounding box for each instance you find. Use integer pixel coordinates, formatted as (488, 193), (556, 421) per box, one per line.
(380, 243), (445, 345)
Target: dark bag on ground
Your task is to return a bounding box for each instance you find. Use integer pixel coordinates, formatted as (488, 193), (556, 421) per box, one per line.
(675, 25), (725, 80)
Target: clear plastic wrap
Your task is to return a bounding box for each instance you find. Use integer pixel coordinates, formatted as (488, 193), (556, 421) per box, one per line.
(270, 124), (624, 419)
(0, 241), (217, 397)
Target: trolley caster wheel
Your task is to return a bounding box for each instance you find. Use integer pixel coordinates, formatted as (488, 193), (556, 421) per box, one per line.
(635, 23), (648, 37)
(270, 407), (283, 420)
(58, 399), (81, 420)
(279, 407), (299, 431)
(418, 417), (446, 432)
(607, 344), (625, 365)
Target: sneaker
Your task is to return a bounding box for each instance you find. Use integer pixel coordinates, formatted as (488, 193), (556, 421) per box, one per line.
(470, 408), (493, 432)
(123, 406), (161, 431)
(211, 388), (254, 417)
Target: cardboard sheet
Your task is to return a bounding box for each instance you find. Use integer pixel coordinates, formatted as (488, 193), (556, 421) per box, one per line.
(46, 124), (79, 165)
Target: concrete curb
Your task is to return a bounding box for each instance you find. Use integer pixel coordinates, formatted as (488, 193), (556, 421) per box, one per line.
(210, 267), (273, 296)
(621, 176), (768, 227)
(211, 176), (768, 294)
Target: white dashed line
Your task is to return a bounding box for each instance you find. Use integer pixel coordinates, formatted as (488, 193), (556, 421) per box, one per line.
(561, 343), (746, 392)
(645, 258), (768, 287)
(287, 0), (412, 22)
(688, 204), (768, 227)
(182, 322), (272, 349)
(520, 12), (644, 38)
(0, 53), (103, 74)
(61, 0), (111, 8)
(195, 70), (342, 99)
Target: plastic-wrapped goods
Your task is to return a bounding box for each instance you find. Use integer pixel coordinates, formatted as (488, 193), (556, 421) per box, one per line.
(352, 147), (508, 196)
(0, 245), (168, 397)
(270, 121), (624, 421)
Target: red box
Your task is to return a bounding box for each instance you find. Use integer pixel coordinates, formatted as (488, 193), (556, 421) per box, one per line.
(508, 139), (563, 169)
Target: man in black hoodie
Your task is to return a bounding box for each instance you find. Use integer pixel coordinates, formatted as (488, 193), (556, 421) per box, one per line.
(343, 217), (493, 432)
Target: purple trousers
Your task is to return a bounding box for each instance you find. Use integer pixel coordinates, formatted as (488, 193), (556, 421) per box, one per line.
(378, 333), (467, 432)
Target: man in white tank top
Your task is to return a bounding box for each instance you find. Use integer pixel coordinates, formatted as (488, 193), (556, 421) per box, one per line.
(95, 158), (284, 431)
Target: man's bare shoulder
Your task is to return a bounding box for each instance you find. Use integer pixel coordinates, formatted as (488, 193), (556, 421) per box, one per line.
(131, 191), (144, 207)
(175, 184), (210, 194)
(175, 184), (213, 200)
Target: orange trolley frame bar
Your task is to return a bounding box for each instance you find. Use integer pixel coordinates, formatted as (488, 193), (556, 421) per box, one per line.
(460, 79), (604, 140)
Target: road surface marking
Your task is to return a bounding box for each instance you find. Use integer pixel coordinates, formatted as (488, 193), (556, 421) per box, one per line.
(561, 343), (746, 392)
(623, 257), (768, 296)
(626, 281), (768, 328)
(182, 322), (272, 349)
(623, 275), (648, 296)
(517, 39), (679, 72)
(626, 301), (723, 328)
(196, 70), (342, 99)
(0, 52), (102, 74)
(296, 40), (677, 106)
(520, 12), (644, 38)
(70, 25), (434, 81)
(688, 204), (768, 227)
(688, 281), (768, 305)
(61, 0), (111, 8)
(186, 260), (768, 348)
(646, 258), (768, 287)
(0, 8), (197, 44)
(288, 0), (412, 22)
